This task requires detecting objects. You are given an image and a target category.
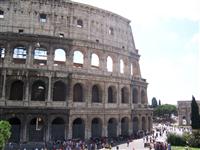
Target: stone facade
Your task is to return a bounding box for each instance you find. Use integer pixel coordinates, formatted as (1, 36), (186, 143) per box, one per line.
(0, 0), (152, 143)
(178, 101), (200, 126)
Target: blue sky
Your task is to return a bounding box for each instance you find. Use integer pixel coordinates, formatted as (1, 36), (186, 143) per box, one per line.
(74, 0), (200, 104)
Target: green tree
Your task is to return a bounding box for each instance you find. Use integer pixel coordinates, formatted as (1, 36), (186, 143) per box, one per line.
(151, 97), (158, 108)
(191, 96), (200, 129)
(0, 120), (11, 150)
(154, 104), (177, 119)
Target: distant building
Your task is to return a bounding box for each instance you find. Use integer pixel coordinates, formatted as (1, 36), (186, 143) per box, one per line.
(177, 101), (200, 126)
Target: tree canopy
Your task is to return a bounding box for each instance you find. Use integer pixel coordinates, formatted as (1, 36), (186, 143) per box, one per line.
(154, 104), (177, 119)
(0, 120), (11, 150)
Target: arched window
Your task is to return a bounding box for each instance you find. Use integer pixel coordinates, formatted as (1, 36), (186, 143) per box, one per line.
(73, 83), (83, 102)
(107, 56), (113, 72)
(9, 80), (24, 100)
(92, 85), (101, 103)
(72, 118), (85, 139)
(107, 118), (117, 138)
(132, 88), (138, 104)
(31, 81), (46, 101)
(0, 47), (5, 58)
(109, 27), (114, 35)
(34, 47), (47, 65)
(108, 86), (116, 103)
(91, 53), (99, 68)
(141, 90), (146, 104)
(54, 49), (66, 65)
(73, 51), (84, 67)
(0, 10), (4, 19)
(131, 64), (133, 76)
(91, 118), (102, 138)
(53, 81), (66, 101)
(120, 59), (124, 74)
(121, 117), (129, 136)
(77, 19), (83, 28)
(13, 46), (27, 59)
(8, 117), (21, 143)
(121, 87), (129, 103)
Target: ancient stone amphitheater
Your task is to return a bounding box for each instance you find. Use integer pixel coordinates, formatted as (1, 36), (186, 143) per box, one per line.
(0, 0), (152, 143)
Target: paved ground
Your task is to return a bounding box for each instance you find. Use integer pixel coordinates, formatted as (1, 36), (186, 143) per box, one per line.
(100, 138), (150, 150)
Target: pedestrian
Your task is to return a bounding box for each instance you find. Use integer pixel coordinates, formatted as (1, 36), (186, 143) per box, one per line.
(116, 146), (119, 150)
(127, 140), (129, 147)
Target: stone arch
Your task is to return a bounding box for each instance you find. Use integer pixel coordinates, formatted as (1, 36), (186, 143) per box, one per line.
(132, 88), (138, 104)
(121, 86), (129, 104)
(9, 80), (24, 100)
(73, 50), (84, 67)
(54, 48), (66, 65)
(73, 83), (84, 102)
(29, 117), (45, 142)
(121, 117), (129, 136)
(51, 117), (65, 141)
(31, 80), (46, 101)
(72, 118), (85, 139)
(92, 84), (102, 103)
(91, 53), (99, 68)
(107, 118), (117, 138)
(8, 117), (21, 143)
(182, 116), (187, 125)
(132, 117), (139, 134)
(77, 19), (83, 28)
(107, 56), (113, 72)
(141, 90), (146, 104)
(120, 59), (124, 74)
(33, 47), (48, 65)
(108, 86), (117, 103)
(53, 81), (67, 101)
(142, 116), (146, 131)
(91, 118), (102, 138)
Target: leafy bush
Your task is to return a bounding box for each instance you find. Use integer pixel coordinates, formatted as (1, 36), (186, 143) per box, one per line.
(167, 133), (186, 146)
(188, 130), (200, 148)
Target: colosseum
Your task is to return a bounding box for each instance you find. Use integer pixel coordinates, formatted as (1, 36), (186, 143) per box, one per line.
(0, 0), (152, 144)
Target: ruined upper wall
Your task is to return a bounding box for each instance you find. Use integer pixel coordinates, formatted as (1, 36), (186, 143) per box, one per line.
(0, 0), (137, 53)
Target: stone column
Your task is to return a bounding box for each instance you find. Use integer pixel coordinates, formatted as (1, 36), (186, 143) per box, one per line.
(86, 117), (91, 139)
(21, 115), (28, 142)
(1, 70), (6, 101)
(138, 116), (142, 130)
(129, 119), (133, 135)
(26, 44), (33, 67)
(45, 118), (51, 142)
(47, 75), (52, 106)
(117, 119), (121, 136)
(102, 117), (107, 137)
(24, 79), (29, 106)
(68, 118), (72, 139)
(47, 46), (54, 69)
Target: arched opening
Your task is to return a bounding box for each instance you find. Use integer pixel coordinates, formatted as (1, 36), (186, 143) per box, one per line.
(72, 118), (85, 139)
(0, 10), (4, 18)
(121, 87), (129, 104)
(107, 56), (113, 72)
(148, 117), (151, 132)
(120, 59), (124, 74)
(77, 19), (83, 28)
(53, 81), (66, 101)
(34, 47), (47, 65)
(73, 51), (84, 68)
(0, 47), (5, 58)
(121, 117), (129, 136)
(182, 116), (187, 125)
(131, 64), (133, 76)
(91, 53), (99, 68)
(142, 117), (146, 131)
(31, 80), (46, 101)
(8, 117), (21, 143)
(91, 118), (102, 138)
(51, 117), (65, 141)
(54, 49), (66, 66)
(73, 83), (83, 102)
(109, 27), (114, 35)
(9, 80), (24, 100)
(108, 86), (116, 103)
(92, 85), (101, 103)
(13, 46), (27, 64)
(132, 88), (138, 104)
(132, 117), (139, 135)
(108, 118), (117, 138)
(141, 90), (146, 104)
(29, 117), (44, 142)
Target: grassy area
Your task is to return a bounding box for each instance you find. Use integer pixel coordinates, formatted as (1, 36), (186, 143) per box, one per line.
(172, 146), (199, 150)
